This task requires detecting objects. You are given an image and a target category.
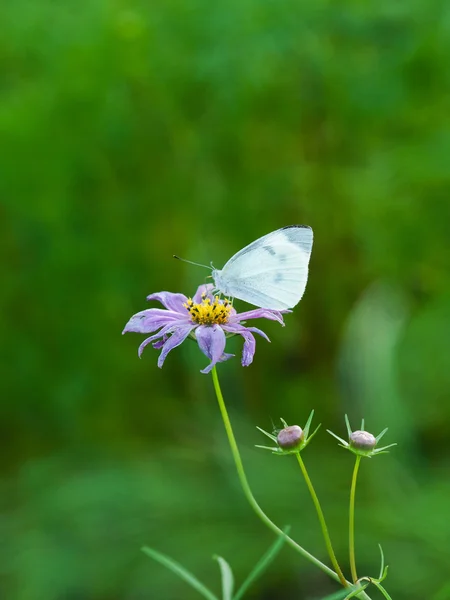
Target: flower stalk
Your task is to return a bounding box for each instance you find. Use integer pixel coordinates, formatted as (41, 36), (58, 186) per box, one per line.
(211, 367), (337, 578)
(328, 415), (396, 588)
(295, 453), (347, 587)
(349, 455), (362, 583)
(211, 367), (372, 600)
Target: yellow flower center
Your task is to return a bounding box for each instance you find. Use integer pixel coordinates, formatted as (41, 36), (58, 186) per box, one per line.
(184, 294), (232, 325)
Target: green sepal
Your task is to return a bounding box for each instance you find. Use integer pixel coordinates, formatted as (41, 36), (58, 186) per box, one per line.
(256, 410), (320, 456)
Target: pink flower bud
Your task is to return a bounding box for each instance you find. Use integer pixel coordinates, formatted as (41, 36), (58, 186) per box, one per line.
(349, 430), (377, 451)
(277, 425), (304, 450)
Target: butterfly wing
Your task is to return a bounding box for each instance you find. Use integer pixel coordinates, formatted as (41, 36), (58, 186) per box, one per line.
(213, 225), (313, 310)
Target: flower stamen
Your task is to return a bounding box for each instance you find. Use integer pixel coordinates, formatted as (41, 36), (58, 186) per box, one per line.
(184, 295), (232, 325)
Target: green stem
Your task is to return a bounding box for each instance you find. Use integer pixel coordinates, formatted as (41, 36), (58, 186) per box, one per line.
(349, 455), (362, 583)
(296, 453), (347, 587)
(372, 582), (393, 600)
(210, 367), (372, 600)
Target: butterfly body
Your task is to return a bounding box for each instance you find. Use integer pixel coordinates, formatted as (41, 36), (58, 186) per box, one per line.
(212, 225), (313, 310)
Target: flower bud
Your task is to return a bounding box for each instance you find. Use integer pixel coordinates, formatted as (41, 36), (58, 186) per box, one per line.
(349, 430), (377, 451)
(277, 425), (304, 450)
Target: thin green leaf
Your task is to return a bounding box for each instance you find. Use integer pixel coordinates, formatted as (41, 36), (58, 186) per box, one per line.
(380, 565), (389, 581)
(361, 418), (365, 432)
(233, 527), (290, 600)
(141, 546), (219, 600)
(372, 581), (394, 600)
(317, 584), (363, 600)
(378, 544), (385, 580)
(214, 555), (234, 600)
(344, 584), (370, 599)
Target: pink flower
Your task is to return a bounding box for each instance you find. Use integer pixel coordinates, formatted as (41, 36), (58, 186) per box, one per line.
(123, 284), (288, 373)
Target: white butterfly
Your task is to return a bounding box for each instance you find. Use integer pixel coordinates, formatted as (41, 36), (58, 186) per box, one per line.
(212, 225), (313, 310)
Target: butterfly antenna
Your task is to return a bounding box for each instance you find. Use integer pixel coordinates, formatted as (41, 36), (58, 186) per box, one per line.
(173, 255), (212, 270)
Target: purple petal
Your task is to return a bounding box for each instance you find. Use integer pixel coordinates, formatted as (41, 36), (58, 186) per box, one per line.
(146, 292), (189, 313)
(223, 324), (271, 367)
(138, 323), (176, 357)
(238, 329), (257, 366)
(229, 308), (288, 326)
(195, 324), (227, 374)
(157, 324), (195, 368)
(243, 325), (270, 342)
(193, 284), (215, 303)
(152, 337), (167, 350)
(123, 309), (189, 334)
(223, 324), (270, 342)
(219, 352), (235, 363)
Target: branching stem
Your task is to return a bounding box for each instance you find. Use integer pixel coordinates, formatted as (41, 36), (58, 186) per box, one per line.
(211, 367), (372, 600)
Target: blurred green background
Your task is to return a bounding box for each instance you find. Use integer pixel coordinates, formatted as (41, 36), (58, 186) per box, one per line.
(1, 0), (450, 598)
